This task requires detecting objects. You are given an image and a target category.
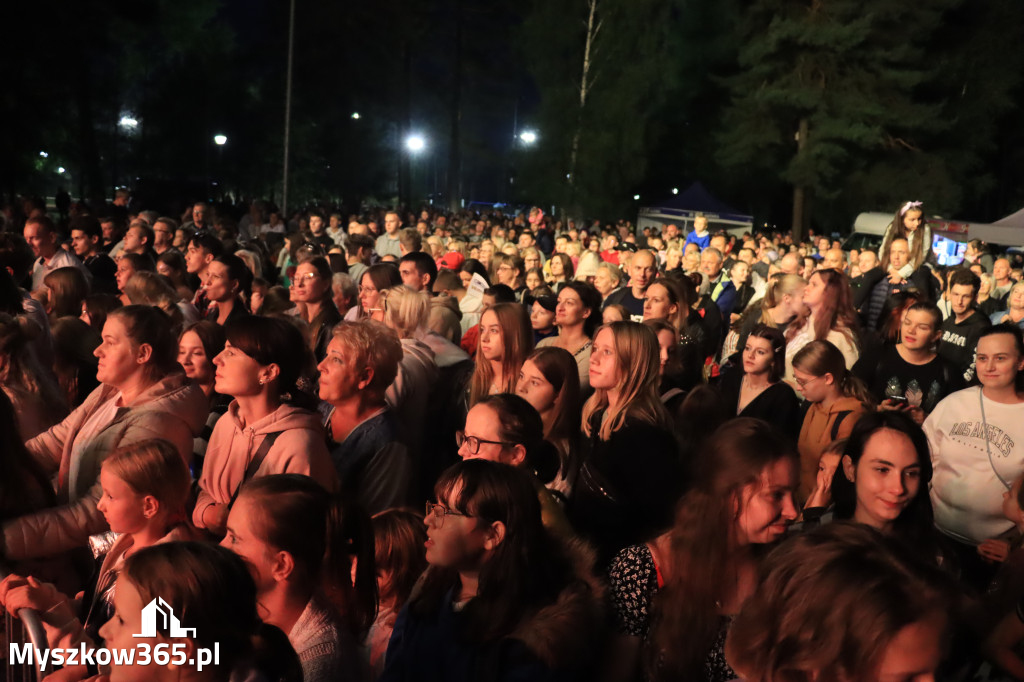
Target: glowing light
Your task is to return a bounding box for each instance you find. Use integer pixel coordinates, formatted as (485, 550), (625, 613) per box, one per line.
(633, 194), (640, 201)
(57, 167), (66, 174)
(519, 130), (538, 145)
(351, 112), (361, 119)
(119, 116), (139, 130)
(213, 134), (227, 146)
(39, 151), (48, 158)
(405, 134), (426, 153)
(671, 188), (679, 195)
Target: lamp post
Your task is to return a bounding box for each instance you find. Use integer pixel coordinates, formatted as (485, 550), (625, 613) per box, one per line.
(405, 134), (427, 205)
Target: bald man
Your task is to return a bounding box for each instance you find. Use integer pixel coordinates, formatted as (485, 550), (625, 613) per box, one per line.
(604, 249), (657, 321)
(821, 248), (846, 273)
(778, 252), (802, 277)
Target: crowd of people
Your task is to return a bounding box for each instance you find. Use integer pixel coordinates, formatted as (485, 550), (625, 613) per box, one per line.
(0, 194), (1023, 680)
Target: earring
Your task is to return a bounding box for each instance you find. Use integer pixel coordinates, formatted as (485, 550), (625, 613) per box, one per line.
(259, 378), (265, 385)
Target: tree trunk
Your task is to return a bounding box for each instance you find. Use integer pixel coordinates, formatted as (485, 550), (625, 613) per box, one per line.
(447, 0), (464, 213)
(566, 0), (600, 217)
(791, 117), (809, 242)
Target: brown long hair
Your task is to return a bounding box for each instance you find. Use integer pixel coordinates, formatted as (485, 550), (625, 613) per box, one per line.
(646, 418), (797, 680)
(792, 340), (874, 408)
(469, 303), (533, 407)
(581, 322), (669, 440)
(786, 269), (859, 349)
(887, 201), (929, 270)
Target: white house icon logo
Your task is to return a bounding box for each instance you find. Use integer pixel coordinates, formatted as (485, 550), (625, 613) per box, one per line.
(133, 598), (197, 638)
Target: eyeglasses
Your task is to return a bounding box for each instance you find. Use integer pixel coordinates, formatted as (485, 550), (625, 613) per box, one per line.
(455, 431), (515, 455)
(794, 374), (825, 390)
(293, 272), (318, 285)
(425, 501), (469, 528)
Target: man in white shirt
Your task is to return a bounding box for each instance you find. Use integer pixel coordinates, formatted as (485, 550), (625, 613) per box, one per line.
(24, 215), (89, 291)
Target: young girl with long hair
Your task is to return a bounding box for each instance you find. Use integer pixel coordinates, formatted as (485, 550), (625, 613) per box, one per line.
(382, 459), (603, 682)
(468, 302), (533, 407)
(516, 346), (583, 496)
(345, 264), (402, 321)
(570, 321), (682, 559)
(793, 340), (873, 500)
(784, 269), (860, 386)
(880, 200), (931, 278)
(605, 418), (798, 682)
(223, 474), (376, 681)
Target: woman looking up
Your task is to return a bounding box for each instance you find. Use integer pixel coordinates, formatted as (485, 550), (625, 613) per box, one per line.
(570, 321), (682, 560)
(192, 315), (336, 538)
(468, 302), (533, 407)
(784, 269), (860, 386)
(536, 281), (602, 389)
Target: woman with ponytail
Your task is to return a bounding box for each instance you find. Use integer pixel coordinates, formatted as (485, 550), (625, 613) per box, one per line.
(729, 273), (806, 363)
(193, 315), (336, 538)
(458, 393), (572, 536)
(224, 474), (377, 681)
(793, 340), (873, 501)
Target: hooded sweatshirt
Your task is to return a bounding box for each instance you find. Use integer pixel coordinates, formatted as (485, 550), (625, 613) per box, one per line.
(5, 373), (206, 560)
(192, 402), (336, 528)
(797, 396), (866, 500)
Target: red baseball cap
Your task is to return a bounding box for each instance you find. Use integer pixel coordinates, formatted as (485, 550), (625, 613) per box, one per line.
(438, 252), (465, 270)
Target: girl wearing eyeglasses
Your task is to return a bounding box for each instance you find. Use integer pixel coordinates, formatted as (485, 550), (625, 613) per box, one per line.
(458, 394), (572, 536)
(793, 340), (873, 502)
(383, 459), (603, 682)
(290, 256), (342, 362)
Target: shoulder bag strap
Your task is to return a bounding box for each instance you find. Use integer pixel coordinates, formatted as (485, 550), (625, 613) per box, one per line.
(228, 431), (283, 509)
(830, 411), (853, 441)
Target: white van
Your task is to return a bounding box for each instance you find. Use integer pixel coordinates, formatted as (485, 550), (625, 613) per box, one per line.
(843, 212), (971, 265)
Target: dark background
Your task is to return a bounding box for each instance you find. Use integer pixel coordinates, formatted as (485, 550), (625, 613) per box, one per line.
(4, 0), (1023, 237)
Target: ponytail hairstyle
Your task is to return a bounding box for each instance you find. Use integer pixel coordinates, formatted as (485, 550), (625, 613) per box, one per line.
(382, 284), (429, 339)
(469, 302), (533, 407)
(477, 393), (561, 484)
(224, 315), (318, 409)
(121, 271), (185, 336)
(786, 270), (859, 350)
(123, 541), (302, 681)
(582, 321), (669, 440)
(356, 264), (402, 318)
(792, 340), (873, 408)
(213, 253), (254, 302)
(759, 273), (805, 325)
(238, 474), (379, 639)
(107, 304), (181, 378)
(102, 438), (191, 525)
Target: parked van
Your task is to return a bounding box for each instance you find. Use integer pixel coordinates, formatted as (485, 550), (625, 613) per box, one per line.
(844, 212), (971, 266)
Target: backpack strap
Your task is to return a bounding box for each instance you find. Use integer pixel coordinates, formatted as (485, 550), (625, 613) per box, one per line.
(830, 411), (853, 441)
(228, 431), (283, 509)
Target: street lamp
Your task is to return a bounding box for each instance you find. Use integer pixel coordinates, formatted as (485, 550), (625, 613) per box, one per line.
(633, 194), (640, 201)
(119, 116), (139, 130)
(405, 134), (426, 153)
(671, 187), (679, 195)
(351, 112), (361, 120)
(213, 134), (228, 146)
(519, 130), (538, 145)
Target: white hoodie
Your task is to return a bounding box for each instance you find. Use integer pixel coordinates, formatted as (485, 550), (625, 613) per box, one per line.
(924, 386), (1024, 543)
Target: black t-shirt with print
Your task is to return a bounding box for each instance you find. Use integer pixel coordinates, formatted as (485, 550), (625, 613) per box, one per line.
(853, 343), (963, 414)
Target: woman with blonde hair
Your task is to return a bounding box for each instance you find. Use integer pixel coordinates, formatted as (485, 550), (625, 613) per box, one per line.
(41, 266), (90, 321)
(468, 301), (533, 407)
(784, 269), (860, 385)
(728, 273), (806, 362)
(122, 270), (195, 334)
(569, 321), (681, 560)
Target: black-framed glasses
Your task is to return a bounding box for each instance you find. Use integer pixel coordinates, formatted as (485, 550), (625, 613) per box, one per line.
(425, 501), (469, 528)
(455, 431), (515, 455)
